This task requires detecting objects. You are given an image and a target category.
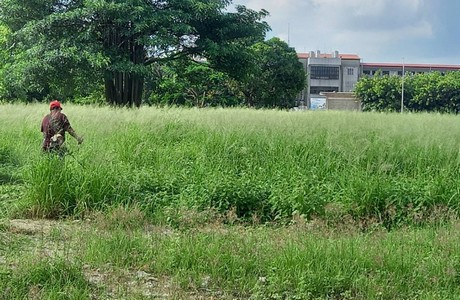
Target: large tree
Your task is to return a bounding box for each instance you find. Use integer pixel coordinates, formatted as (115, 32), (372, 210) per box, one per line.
(239, 37), (306, 108)
(148, 59), (242, 107)
(0, 0), (269, 106)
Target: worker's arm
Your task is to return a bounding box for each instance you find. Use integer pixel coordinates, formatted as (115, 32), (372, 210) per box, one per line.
(68, 128), (83, 144)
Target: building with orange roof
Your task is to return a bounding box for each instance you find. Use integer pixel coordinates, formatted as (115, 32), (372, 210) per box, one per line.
(297, 50), (460, 110)
(362, 62), (460, 76)
(297, 50), (361, 109)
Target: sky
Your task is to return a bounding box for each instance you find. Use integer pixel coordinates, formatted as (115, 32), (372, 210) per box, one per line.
(231, 0), (460, 65)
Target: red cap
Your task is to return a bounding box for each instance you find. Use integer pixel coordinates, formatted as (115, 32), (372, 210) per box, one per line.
(50, 100), (62, 110)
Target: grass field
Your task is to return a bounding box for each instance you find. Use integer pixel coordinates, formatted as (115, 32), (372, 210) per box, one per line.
(1, 103), (460, 299)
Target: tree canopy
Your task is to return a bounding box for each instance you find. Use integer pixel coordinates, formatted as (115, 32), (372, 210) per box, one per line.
(354, 71), (460, 113)
(0, 0), (270, 106)
(239, 37), (306, 108)
(147, 59), (242, 107)
(147, 38), (306, 108)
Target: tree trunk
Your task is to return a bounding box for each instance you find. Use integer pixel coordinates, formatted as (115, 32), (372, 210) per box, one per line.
(104, 71), (144, 107)
(103, 25), (145, 107)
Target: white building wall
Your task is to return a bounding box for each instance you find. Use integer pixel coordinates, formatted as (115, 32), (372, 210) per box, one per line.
(341, 60), (360, 92)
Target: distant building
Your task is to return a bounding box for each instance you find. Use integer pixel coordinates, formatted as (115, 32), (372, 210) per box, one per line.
(362, 62), (460, 76)
(297, 50), (460, 110)
(297, 51), (361, 108)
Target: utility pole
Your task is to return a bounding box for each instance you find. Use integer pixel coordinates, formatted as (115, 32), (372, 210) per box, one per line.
(401, 58), (405, 113)
(287, 23), (290, 46)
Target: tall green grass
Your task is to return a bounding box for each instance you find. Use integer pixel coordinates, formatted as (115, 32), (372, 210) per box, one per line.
(86, 214), (459, 298)
(1, 104), (460, 225)
(5, 214), (460, 299)
(0, 258), (92, 299)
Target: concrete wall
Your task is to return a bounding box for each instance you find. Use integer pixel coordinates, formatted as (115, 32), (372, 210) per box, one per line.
(321, 92), (362, 111)
(341, 60), (360, 92)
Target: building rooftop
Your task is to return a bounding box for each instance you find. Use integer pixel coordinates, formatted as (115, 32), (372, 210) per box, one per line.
(298, 52), (360, 60)
(297, 51), (460, 69)
(362, 62), (460, 70)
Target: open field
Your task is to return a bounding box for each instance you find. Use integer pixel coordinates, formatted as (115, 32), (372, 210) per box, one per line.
(1, 215), (460, 299)
(1, 104), (460, 299)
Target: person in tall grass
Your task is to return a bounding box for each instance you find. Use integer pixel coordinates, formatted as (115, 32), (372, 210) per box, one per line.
(41, 100), (83, 153)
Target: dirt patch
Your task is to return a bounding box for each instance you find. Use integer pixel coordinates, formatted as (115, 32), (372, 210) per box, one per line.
(2, 218), (228, 299)
(7, 219), (76, 235)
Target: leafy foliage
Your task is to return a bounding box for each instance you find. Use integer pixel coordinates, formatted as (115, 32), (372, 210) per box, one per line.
(0, 1), (106, 101)
(147, 59), (243, 107)
(355, 71), (460, 113)
(0, 23), (10, 99)
(147, 38), (306, 109)
(409, 71), (460, 112)
(239, 37), (306, 108)
(354, 71), (402, 112)
(0, 0), (270, 106)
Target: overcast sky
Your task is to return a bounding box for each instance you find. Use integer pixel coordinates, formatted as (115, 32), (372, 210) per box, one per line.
(231, 0), (460, 65)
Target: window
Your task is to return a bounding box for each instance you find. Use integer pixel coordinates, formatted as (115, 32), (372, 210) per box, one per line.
(310, 66), (339, 80)
(347, 68), (354, 76)
(363, 70), (371, 75)
(310, 86), (339, 94)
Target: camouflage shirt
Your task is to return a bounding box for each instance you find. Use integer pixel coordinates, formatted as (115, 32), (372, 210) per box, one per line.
(41, 111), (72, 151)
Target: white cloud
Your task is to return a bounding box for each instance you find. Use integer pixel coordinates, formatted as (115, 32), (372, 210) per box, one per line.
(231, 0), (459, 64)
(310, 0), (422, 15)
